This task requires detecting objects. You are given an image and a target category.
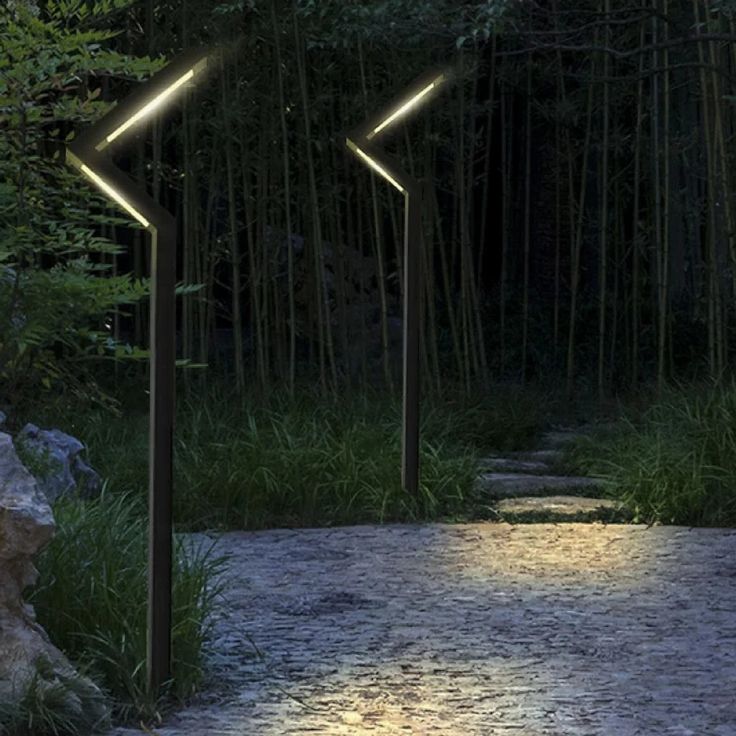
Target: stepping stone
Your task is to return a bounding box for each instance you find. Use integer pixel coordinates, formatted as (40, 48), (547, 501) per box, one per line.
(478, 457), (550, 474)
(494, 495), (630, 523)
(512, 449), (564, 464)
(475, 472), (605, 499)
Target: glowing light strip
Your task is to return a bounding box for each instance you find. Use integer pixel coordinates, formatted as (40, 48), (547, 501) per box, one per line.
(368, 75), (444, 139)
(104, 69), (195, 144)
(347, 140), (405, 194)
(80, 163), (150, 228)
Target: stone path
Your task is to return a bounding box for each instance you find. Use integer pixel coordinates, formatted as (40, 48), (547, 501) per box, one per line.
(475, 426), (628, 522)
(111, 523), (736, 736)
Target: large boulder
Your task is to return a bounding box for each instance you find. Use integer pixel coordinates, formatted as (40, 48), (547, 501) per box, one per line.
(0, 432), (109, 730)
(17, 424), (102, 504)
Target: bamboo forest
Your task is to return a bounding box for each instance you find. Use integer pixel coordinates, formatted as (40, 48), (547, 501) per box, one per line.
(2, 1), (736, 735)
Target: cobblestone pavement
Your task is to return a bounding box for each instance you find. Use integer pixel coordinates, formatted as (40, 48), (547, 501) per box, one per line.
(111, 523), (736, 735)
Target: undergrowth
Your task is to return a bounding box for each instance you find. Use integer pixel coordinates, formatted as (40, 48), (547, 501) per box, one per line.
(565, 380), (736, 526)
(26, 491), (227, 730)
(17, 378), (555, 531)
(0, 656), (109, 736)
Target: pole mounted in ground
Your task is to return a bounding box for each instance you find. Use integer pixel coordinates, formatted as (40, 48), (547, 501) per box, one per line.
(65, 47), (212, 696)
(346, 67), (453, 497)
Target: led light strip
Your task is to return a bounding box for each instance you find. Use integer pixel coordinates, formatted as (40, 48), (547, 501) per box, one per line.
(347, 140), (405, 194)
(104, 69), (195, 145)
(80, 163), (150, 228)
(368, 75), (445, 139)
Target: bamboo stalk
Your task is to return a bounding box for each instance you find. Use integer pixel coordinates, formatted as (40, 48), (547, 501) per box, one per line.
(707, 3), (734, 368)
(631, 20), (646, 387)
(199, 145), (218, 367)
(477, 34), (497, 284)
(220, 62), (245, 392)
(499, 83), (510, 374)
(423, 117), (442, 393)
(658, 0), (671, 389)
(357, 42), (394, 393)
(522, 60), (532, 383)
(694, 0), (719, 377)
(457, 56), (475, 391)
(597, 0), (610, 398)
(566, 54), (596, 398)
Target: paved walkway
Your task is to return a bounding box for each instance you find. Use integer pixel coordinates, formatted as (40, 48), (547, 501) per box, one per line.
(112, 523), (736, 735)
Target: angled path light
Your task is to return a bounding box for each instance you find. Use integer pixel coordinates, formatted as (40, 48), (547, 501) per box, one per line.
(65, 48), (212, 696)
(346, 67), (452, 497)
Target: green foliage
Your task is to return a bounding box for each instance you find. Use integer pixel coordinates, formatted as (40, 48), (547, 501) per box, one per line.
(423, 383), (552, 453)
(0, 656), (109, 736)
(27, 490), (227, 724)
(295, 0), (516, 50)
(0, 1), (163, 411)
(16, 378), (549, 531)
(711, 0), (736, 17)
(565, 381), (736, 526)
(13, 436), (62, 481)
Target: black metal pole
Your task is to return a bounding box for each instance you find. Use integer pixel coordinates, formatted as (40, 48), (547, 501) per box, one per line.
(147, 219), (176, 695)
(402, 186), (422, 496)
(63, 48), (213, 699)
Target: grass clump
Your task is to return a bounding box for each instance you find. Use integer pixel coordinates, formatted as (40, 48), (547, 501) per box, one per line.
(92, 388), (480, 530)
(0, 657), (109, 736)
(18, 378), (552, 532)
(27, 490), (226, 727)
(421, 382), (552, 453)
(565, 380), (736, 526)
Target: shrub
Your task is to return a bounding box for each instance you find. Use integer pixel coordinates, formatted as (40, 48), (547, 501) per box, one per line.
(0, 0), (163, 414)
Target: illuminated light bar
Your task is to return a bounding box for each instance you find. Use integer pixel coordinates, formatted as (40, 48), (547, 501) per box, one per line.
(80, 163), (150, 228)
(368, 74), (445, 139)
(347, 139), (405, 194)
(104, 69), (195, 145)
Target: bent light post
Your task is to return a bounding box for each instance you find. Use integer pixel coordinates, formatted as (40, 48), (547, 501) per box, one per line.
(346, 67), (451, 497)
(65, 48), (211, 695)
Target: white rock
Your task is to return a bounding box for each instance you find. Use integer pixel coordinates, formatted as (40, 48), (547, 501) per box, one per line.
(0, 432), (109, 728)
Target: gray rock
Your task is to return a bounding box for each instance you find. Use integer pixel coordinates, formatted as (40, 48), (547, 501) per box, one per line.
(475, 472), (605, 498)
(495, 495), (629, 523)
(0, 411), (6, 429)
(17, 424), (101, 503)
(0, 432), (109, 729)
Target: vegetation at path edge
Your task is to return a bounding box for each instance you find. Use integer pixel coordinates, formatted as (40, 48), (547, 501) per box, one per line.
(564, 381), (736, 527)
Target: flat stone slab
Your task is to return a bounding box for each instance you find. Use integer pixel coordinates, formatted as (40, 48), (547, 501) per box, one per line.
(475, 472), (605, 498)
(478, 456), (551, 473)
(495, 495), (629, 523)
(512, 448), (564, 463)
(111, 523), (736, 736)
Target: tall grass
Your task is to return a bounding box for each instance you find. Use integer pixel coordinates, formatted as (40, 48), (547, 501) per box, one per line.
(27, 491), (227, 726)
(566, 380), (736, 526)
(18, 379), (554, 531)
